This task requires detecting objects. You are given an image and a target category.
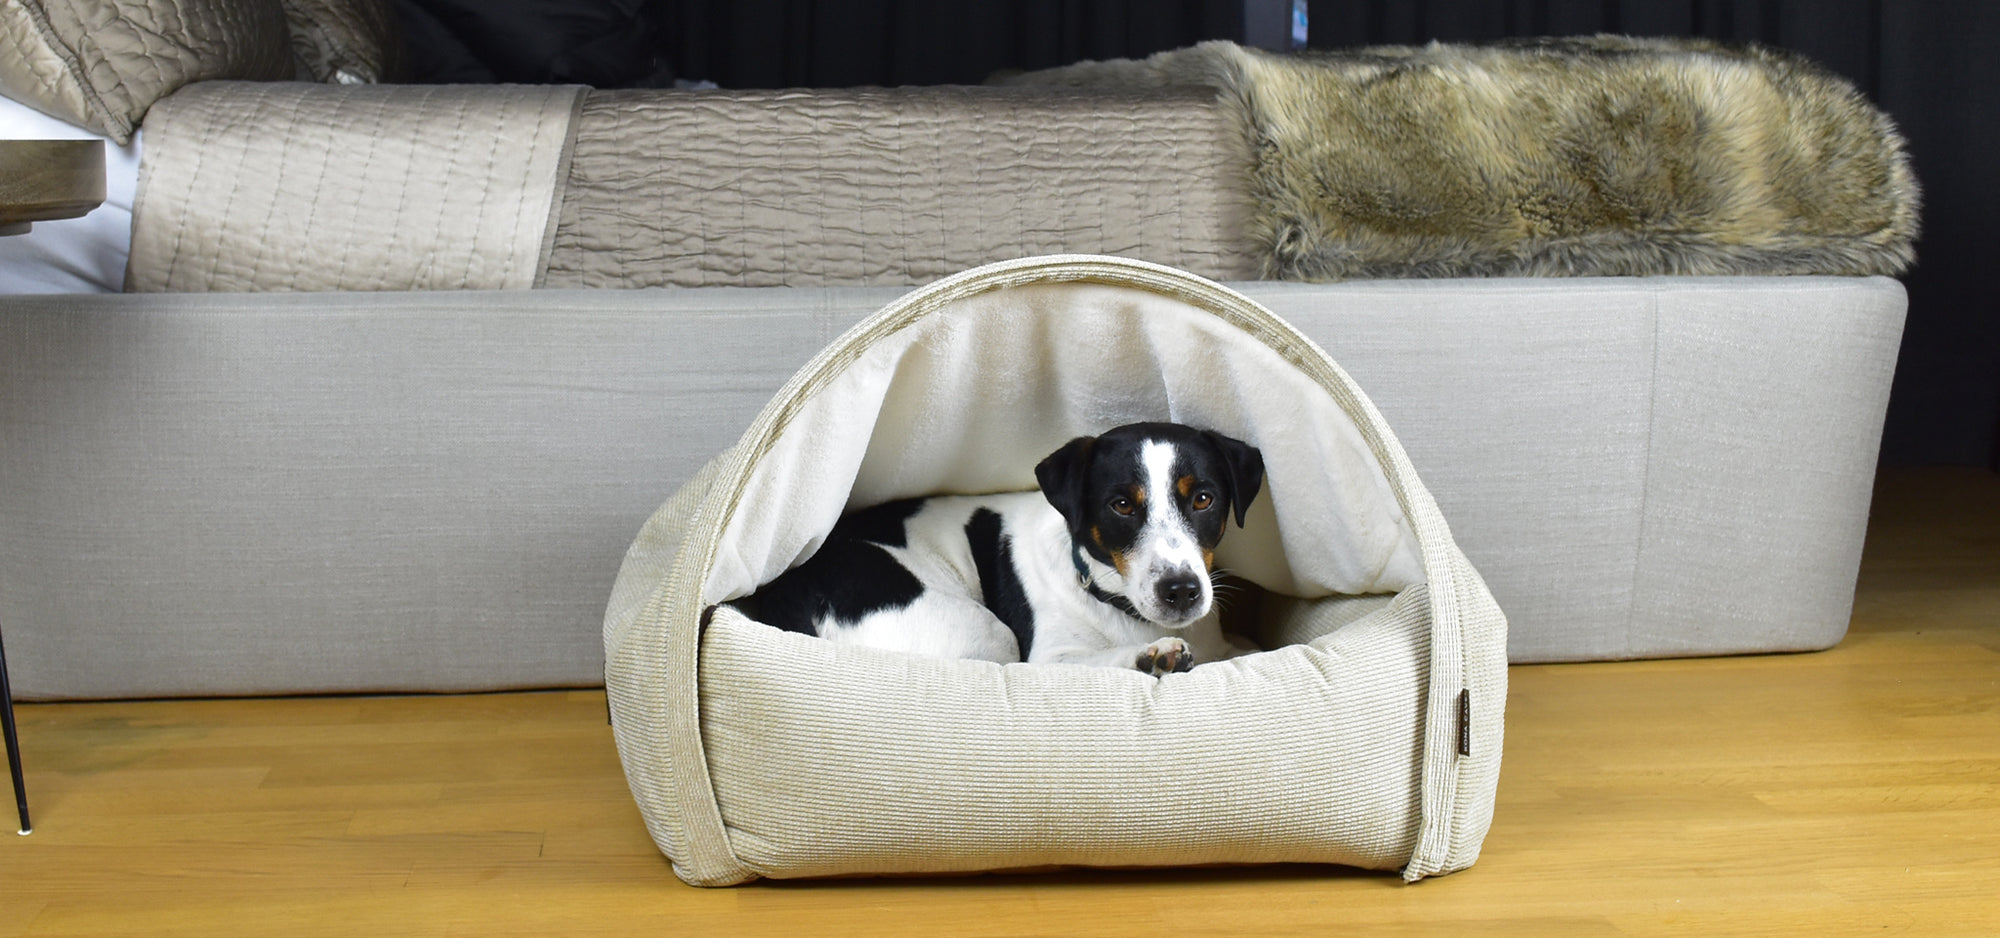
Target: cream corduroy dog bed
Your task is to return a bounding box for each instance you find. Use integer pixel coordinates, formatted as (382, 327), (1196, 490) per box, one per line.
(603, 255), (1507, 885)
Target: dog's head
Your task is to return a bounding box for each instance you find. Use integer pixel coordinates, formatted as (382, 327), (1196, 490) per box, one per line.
(1035, 423), (1264, 627)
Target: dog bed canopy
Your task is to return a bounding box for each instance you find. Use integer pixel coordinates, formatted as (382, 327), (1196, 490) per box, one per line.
(604, 255), (1506, 885)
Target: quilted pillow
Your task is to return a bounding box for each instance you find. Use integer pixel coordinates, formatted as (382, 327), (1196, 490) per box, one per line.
(0, 0), (293, 144)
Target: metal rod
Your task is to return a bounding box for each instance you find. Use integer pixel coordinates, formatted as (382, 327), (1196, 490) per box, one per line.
(0, 623), (29, 835)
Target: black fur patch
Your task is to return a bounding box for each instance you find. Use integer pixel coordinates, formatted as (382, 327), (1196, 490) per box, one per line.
(749, 513), (924, 635)
(965, 508), (1035, 659)
(835, 498), (926, 547)
(1036, 423), (1264, 567)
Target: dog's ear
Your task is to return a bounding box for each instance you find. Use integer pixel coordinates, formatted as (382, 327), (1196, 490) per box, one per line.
(1035, 436), (1096, 528)
(1202, 430), (1265, 527)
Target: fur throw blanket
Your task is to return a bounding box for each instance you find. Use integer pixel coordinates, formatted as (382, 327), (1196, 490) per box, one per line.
(1001, 37), (1919, 281)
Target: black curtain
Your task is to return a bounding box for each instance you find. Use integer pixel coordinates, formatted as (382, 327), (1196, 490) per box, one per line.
(656, 0), (1242, 88)
(1308, 0), (2000, 469)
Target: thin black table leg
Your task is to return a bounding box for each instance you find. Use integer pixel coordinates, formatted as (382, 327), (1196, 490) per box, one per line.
(0, 623), (28, 835)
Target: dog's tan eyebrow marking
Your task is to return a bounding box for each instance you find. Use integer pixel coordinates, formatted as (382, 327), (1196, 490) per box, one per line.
(1177, 475), (1195, 498)
(1130, 485), (1147, 506)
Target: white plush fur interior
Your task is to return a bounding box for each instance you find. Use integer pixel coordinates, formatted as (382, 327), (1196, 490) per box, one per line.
(702, 281), (1425, 609)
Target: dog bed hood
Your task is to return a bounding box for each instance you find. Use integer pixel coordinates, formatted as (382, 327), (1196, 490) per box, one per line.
(702, 265), (1426, 608)
(605, 255), (1506, 885)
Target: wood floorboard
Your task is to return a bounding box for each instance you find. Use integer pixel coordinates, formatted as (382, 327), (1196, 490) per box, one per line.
(2, 466), (1996, 936)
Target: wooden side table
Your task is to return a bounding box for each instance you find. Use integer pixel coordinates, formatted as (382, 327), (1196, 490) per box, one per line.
(0, 138), (105, 235)
(1, 137), (106, 834)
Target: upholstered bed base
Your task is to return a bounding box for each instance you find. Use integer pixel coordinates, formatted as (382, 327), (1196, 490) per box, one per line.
(0, 274), (1903, 699)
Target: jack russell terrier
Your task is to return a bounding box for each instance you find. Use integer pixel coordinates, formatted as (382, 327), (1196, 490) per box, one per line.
(748, 422), (1264, 675)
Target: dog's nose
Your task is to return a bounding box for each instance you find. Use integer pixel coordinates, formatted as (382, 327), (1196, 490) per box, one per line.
(1157, 575), (1203, 613)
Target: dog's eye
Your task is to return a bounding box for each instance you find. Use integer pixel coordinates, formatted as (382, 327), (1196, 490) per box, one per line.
(1109, 496), (1136, 516)
(1191, 491), (1215, 511)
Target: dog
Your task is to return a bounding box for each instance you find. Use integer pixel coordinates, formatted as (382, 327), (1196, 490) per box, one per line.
(746, 422), (1265, 675)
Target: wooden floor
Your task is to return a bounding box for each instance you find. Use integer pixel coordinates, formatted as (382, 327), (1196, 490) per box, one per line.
(2, 467), (1996, 936)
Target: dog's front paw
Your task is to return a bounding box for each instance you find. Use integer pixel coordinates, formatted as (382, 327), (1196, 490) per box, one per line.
(1136, 637), (1194, 676)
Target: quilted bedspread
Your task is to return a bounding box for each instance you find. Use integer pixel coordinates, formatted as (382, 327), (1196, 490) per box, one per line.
(543, 87), (1260, 288)
(127, 82), (1261, 291)
(128, 80), (581, 292)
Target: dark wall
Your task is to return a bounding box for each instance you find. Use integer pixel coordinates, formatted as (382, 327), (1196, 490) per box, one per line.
(1307, 0), (2000, 468)
(659, 0), (1243, 88)
(400, 0), (1248, 86)
(1877, 7), (2000, 468)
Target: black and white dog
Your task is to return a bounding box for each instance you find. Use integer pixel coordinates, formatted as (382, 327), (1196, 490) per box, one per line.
(749, 423), (1265, 675)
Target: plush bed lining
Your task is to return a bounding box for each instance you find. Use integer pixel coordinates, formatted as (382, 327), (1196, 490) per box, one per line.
(701, 280), (1426, 611)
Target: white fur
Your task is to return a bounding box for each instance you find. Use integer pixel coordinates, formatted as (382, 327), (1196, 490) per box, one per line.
(815, 496), (1019, 663)
(1122, 439), (1212, 624)
(812, 490), (1254, 672)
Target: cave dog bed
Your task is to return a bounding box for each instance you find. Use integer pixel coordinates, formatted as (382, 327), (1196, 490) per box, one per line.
(604, 255), (1506, 885)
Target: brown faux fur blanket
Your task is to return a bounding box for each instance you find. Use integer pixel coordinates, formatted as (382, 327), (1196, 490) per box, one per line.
(1001, 37), (1919, 280)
